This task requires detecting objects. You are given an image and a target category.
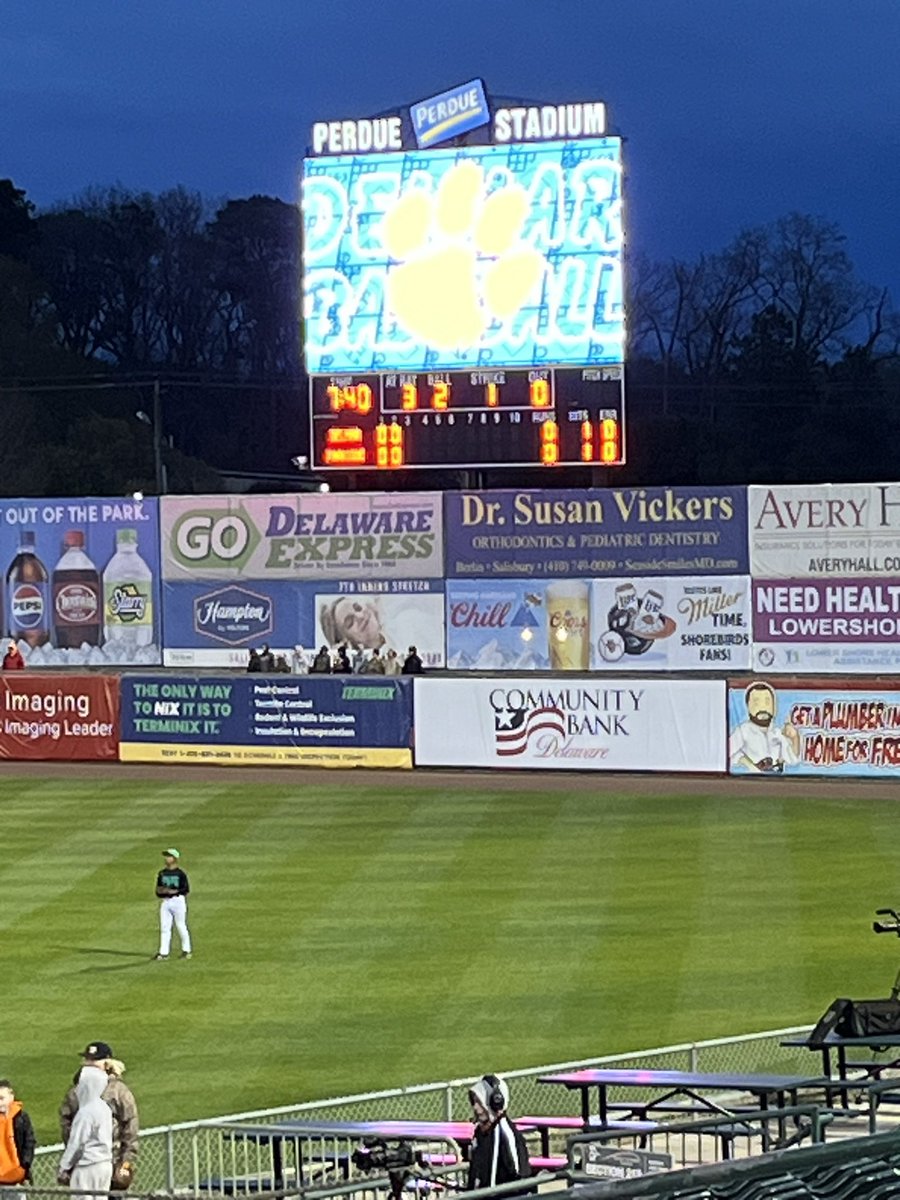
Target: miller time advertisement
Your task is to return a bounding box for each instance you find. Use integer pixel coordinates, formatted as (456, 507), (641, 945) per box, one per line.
(161, 493), (444, 667)
(750, 483), (900, 673)
(414, 677), (726, 772)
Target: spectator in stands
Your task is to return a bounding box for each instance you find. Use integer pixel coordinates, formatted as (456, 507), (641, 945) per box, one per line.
(363, 648), (386, 674)
(2, 639), (25, 671)
(310, 646), (332, 674)
(0, 1078), (36, 1195)
(332, 644), (352, 673)
(60, 1042), (138, 1191)
(58, 1066), (113, 1194)
(383, 648), (401, 676)
(401, 646), (424, 675)
(273, 655), (290, 673)
(466, 1074), (531, 1192)
(246, 648), (261, 673)
(292, 645), (309, 674)
(258, 644), (275, 673)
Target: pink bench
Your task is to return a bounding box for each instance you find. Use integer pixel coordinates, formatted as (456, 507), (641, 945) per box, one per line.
(517, 1114), (659, 1154)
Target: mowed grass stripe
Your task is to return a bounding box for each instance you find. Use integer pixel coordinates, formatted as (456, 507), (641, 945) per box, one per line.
(3, 776), (897, 1141)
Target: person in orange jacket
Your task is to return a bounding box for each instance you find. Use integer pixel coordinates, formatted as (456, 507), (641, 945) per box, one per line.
(0, 1079), (36, 1196)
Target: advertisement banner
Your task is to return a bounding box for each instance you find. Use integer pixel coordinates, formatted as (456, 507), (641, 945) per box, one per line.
(749, 484), (900, 672)
(119, 675), (413, 768)
(0, 674), (119, 760)
(161, 493), (443, 581)
(0, 497), (161, 666)
(414, 677), (726, 772)
(445, 487), (748, 579)
(728, 678), (900, 776)
(162, 578), (445, 669)
(446, 575), (751, 671)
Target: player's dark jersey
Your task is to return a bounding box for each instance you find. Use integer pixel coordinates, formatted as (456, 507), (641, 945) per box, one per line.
(156, 867), (190, 896)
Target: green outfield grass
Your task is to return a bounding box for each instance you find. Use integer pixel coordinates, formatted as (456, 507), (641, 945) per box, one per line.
(2, 772), (896, 1143)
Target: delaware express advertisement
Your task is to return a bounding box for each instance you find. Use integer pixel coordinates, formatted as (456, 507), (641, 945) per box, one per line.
(0, 496), (161, 666)
(729, 679), (900, 777)
(414, 677), (726, 772)
(750, 483), (900, 673)
(160, 493), (445, 667)
(119, 675), (413, 768)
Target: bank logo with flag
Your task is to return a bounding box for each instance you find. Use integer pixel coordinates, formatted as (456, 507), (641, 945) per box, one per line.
(411, 79), (489, 148)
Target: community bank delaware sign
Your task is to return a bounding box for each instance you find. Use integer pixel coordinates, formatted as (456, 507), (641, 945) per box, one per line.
(413, 677), (726, 773)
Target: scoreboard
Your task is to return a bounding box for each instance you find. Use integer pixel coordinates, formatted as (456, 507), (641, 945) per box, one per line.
(303, 86), (626, 473)
(311, 367), (624, 469)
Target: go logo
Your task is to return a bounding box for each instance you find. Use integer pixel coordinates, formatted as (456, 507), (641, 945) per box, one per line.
(170, 507), (260, 570)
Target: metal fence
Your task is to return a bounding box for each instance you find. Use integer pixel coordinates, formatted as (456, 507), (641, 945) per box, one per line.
(31, 1025), (814, 1192)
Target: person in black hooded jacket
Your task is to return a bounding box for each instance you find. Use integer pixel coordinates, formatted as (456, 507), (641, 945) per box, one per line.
(466, 1073), (532, 1192)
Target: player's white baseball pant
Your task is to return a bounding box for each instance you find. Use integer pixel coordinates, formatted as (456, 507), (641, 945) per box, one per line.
(69, 1160), (113, 1196)
(159, 895), (192, 955)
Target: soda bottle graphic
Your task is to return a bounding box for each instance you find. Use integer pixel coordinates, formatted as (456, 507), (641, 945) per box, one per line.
(103, 528), (153, 648)
(6, 530), (50, 647)
(52, 530), (101, 648)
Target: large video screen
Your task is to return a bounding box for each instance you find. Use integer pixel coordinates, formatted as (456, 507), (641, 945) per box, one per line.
(302, 138), (623, 374)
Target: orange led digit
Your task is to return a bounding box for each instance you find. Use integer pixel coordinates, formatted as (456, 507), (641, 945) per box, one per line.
(401, 382), (418, 410)
(530, 378), (550, 408)
(486, 382), (499, 407)
(540, 420), (559, 466)
(431, 381), (449, 409)
(600, 417), (620, 463)
(354, 382), (373, 414)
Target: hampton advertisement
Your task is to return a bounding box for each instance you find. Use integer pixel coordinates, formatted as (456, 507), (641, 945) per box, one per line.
(0, 496), (161, 666)
(413, 677), (726, 772)
(728, 680), (900, 777)
(160, 494), (445, 667)
(446, 575), (751, 671)
(750, 483), (900, 673)
(119, 675), (414, 768)
(444, 486), (748, 579)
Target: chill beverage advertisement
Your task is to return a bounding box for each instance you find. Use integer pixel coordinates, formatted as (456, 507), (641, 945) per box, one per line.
(0, 498), (162, 667)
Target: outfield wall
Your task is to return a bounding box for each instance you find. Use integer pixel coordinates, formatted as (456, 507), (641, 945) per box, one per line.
(3, 672), (899, 777)
(5, 483), (900, 676)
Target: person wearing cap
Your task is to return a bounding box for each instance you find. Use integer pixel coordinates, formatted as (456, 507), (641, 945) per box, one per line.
(59, 1044), (139, 1190)
(154, 849), (192, 961)
(466, 1074), (532, 1193)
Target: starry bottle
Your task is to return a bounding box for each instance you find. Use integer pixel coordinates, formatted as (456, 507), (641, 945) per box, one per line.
(6, 530), (50, 646)
(103, 528), (153, 648)
(52, 530), (101, 648)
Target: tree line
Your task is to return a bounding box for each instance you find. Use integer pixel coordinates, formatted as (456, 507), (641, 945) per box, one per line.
(1, 177), (898, 494)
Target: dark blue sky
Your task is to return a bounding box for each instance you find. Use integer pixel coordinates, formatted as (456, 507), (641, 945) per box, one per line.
(3, 0), (898, 293)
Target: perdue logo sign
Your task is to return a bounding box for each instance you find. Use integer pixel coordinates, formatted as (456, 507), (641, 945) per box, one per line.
(411, 79), (489, 149)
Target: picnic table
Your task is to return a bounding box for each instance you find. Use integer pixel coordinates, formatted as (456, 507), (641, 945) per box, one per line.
(537, 1068), (824, 1127)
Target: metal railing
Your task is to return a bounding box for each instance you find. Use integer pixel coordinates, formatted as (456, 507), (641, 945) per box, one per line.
(31, 1025), (813, 1192)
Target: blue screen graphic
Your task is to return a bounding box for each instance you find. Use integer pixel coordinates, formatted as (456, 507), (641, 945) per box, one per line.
(302, 138), (623, 374)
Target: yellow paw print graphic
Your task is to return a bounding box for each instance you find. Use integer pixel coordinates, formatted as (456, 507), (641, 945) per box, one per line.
(381, 161), (544, 349)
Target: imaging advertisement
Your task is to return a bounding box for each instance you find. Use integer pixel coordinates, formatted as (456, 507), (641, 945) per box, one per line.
(0, 497), (161, 666)
(0, 674), (120, 760)
(445, 487), (748, 579)
(414, 677), (726, 772)
(119, 675), (413, 768)
(750, 483), (900, 673)
(161, 493), (444, 667)
(728, 679), (900, 777)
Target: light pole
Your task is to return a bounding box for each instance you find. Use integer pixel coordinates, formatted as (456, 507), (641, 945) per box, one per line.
(136, 378), (168, 493)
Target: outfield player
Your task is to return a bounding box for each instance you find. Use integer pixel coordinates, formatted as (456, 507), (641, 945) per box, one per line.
(154, 849), (192, 960)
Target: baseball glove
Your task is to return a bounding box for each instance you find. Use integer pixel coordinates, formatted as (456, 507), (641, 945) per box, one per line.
(111, 1162), (134, 1190)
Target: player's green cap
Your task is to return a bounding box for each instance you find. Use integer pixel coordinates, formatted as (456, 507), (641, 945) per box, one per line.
(163, 848), (180, 859)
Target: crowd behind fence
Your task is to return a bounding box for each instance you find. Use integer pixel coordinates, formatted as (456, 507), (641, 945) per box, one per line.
(31, 1026), (814, 1192)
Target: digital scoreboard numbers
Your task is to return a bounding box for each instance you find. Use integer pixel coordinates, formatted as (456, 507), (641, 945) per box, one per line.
(310, 368), (624, 470)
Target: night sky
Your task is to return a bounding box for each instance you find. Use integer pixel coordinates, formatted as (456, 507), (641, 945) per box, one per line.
(3, 0), (898, 292)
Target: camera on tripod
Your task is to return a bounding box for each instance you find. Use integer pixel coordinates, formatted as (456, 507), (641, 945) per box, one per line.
(873, 908), (900, 936)
(352, 1138), (421, 1175)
